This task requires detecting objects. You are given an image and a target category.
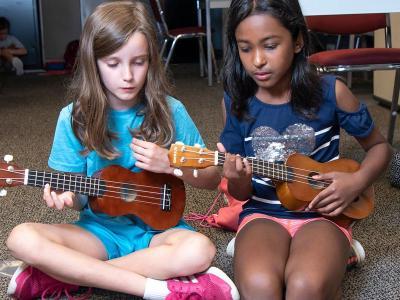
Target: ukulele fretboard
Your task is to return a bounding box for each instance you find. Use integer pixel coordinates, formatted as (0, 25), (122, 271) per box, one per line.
(216, 153), (293, 181)
(26, 170), (106, 197)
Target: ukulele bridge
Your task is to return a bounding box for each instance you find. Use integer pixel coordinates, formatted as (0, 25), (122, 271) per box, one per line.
(161, 184), (172, 211)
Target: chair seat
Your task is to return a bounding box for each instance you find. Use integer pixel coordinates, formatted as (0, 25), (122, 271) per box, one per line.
(309, 48), (400, 66)
(169, 26), (206, 36)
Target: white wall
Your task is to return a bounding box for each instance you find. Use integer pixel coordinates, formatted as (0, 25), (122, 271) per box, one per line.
(39, 0), (81, 62)
(39, 0), (152, 63)
(373, 13), (400, 104)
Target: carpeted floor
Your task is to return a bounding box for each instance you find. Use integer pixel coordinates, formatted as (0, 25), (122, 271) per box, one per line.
(0, 64), (399, 299)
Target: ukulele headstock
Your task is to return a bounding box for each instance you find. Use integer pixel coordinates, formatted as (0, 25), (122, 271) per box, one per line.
(0, 155), (24, 195)
(168, 143), (217, 169)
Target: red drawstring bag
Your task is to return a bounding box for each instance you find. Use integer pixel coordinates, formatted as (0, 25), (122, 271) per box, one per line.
(185, 177), (247, 232)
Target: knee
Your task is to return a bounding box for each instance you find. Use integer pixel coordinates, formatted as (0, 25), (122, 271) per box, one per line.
(173, 233), (216, 274)
(6, 223), (42, 262)
(236, 270), (282, 300)
(286, 272), (327, 300)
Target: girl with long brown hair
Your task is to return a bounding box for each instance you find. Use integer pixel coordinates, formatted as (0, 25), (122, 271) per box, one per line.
(5, 2), (238, 299)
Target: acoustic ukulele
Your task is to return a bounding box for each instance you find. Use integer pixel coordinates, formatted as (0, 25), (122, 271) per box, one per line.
(168, 144), (374, 226)
(0, 155), (185, 230)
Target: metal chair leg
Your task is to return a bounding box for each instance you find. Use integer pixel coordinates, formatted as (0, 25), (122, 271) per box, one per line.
(201, 40), (219, 82)
(387, 69), (400, 144)
(210, 43), (219, 82)
(160, 38), (168, 58)
(198, 37), (205, 77)
(164, 38), (179, 70)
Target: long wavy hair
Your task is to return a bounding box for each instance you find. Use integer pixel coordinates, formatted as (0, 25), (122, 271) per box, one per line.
(223, 0), (322, 120)
(68, 1), (173, 159)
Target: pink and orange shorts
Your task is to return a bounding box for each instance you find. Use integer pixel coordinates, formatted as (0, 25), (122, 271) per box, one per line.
(238, 213), (352, 244)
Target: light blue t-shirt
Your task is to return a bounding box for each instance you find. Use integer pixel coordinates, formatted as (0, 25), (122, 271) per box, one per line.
(0, 35), (24, 49)
(48, 96), (203, 257)
(48, 96), (205, 176)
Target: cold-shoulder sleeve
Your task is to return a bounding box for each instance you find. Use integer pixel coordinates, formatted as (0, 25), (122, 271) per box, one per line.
(336, 103), (374, 138)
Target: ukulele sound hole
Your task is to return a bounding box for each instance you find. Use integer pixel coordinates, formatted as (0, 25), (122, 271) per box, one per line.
(120, 183), (137, 202)
(307, 171), (326, 189)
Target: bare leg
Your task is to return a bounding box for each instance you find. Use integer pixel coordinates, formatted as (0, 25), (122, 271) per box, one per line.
(110, 227), (215, 278)
(285, 220), (350, 300)
(6, 222), (215, 297)
(234, 218), (291, 300)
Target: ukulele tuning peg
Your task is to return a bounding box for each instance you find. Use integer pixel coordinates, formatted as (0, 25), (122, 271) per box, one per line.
(0, 189), (7, 197)
(173, 168), (183, 177)
(175, 141), (184, 145)
(194, 143), (201, 148)
(4, 155), (13, 163)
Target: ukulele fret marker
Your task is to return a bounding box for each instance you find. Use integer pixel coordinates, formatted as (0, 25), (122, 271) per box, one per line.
(272, 161), (275, 179)
(83, 178), (87, 194)
(34, 170), (38, 186)
(96, 178), (99, 197)
(88, 177), (92, 195)
(54, 172), (58, 189)
(79, 175), (84, 194)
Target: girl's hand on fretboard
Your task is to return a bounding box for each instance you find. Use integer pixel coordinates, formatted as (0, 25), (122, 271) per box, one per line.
(43, 184), (75, 210)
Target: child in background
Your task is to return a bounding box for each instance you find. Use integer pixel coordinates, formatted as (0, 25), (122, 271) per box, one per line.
(0, 17), (26, 76)
(6, 2), (239, 300)
(218, 0), (391, 299)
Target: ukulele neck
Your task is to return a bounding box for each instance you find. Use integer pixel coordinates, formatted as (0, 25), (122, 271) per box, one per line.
(216, 152), (290, 181)
(26, 169), (104, 197)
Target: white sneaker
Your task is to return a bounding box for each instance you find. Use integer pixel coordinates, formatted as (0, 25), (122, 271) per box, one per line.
(11, 57), (24, 76)
(347, 239), (366, 269)
(226, 237), (236, 257)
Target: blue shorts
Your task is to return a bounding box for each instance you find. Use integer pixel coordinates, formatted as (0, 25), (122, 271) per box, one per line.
(75, 207), (194, 259)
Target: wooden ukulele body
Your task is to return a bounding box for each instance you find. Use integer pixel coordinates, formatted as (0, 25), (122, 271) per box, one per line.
(276, 153), (374, 225)
(90, 166), (186, 230)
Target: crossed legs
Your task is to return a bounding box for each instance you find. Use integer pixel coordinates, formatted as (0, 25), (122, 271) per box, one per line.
(6, 222), (215, 297)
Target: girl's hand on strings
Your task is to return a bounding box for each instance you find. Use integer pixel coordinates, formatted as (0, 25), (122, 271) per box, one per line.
(217, 142), (252, 200)
(217, 142), (252, 182)
(131, 138), (174, 174)
(306, 171), (363, 216)
(43, 184), (75, 210)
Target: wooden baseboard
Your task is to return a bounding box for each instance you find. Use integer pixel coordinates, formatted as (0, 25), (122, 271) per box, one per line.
(373, 95), (400, 111)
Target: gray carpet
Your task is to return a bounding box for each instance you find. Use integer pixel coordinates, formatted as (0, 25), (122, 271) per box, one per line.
(0, 65), (399, 299)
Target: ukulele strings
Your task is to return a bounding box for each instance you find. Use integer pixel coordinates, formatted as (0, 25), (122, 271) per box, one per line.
(0, 168), (170, 206)
(181, 149), (330, 188)
(0, 177), (167, 206)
